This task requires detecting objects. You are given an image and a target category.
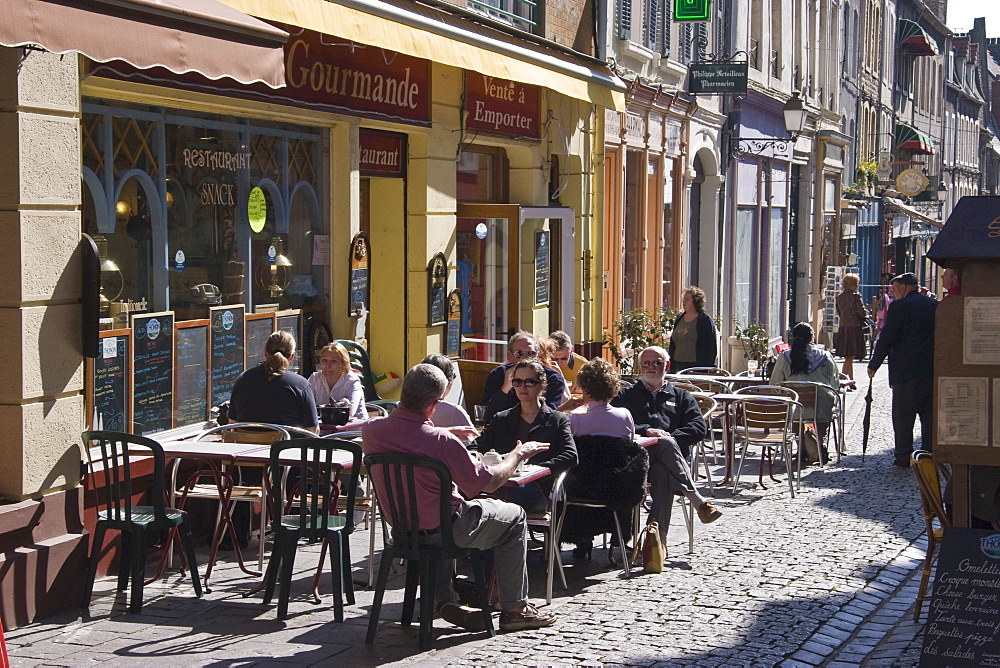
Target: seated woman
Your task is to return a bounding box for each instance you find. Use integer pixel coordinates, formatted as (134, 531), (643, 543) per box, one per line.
(769, 322), (838, 461)
(307, 342), (366, 422)
(560, 359), (649, 561)
(226, 330), (318, 547)
(472, 360), (577, 515)
(421, 354), (474, 429)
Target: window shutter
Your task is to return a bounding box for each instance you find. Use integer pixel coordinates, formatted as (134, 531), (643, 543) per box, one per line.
(645, 0), (659, 50)
(618, 0), (632, 40)
(661, 0), (672, 56)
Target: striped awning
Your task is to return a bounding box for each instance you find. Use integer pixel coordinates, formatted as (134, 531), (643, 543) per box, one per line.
(898, 19), (939, 56)
(896, 123), (936, 155)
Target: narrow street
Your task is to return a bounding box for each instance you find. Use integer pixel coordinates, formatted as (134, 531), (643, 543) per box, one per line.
(5, 364), (934, 666)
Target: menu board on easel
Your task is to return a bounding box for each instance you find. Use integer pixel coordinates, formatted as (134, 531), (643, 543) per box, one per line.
(276, 309), (301, 373)
(209, 305), (246, 409)
(174, 320), (209, 427)
(87, 330), (130, 432)
(246, 313), (275, 368)
(446, 289), (462, 358)
(131, 311), (174, 436)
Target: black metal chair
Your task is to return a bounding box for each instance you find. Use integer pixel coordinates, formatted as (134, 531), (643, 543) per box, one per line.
(364, 454), (495, 651)
(259, 438), (362, 621)
(81, 431), (202, 614)
(336, 340), (397, 410)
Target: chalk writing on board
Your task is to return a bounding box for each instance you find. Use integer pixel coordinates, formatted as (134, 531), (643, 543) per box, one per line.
(210, 306), (245, 408)
(93, 336), (127, 431)
(132, 313), (173, 435)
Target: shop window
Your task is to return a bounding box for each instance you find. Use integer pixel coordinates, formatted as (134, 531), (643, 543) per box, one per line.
(457, 147), (507, 203)
(82, 103), (327, 322)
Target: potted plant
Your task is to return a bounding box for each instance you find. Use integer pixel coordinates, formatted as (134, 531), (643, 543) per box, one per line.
(857, 160), (879, 195)
(604, 306), (681, 375)
(728, 318), (772, 375)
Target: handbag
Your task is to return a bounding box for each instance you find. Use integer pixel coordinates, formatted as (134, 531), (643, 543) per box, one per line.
(631, 521), (664, 573)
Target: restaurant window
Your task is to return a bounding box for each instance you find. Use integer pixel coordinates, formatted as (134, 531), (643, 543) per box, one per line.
(457, 146), (507, 203)
(81, 102), (327, 321)
(661, 163), (674, 309)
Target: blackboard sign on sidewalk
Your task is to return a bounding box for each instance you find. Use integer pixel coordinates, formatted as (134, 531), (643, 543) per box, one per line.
(246, 313), (275, 368)
(174, 321), (209, 427)
(921, 527), (1000, 666)
(131, 312), (174, 435)
(89, 331), (130, 432)
(209, 305), (246, 409)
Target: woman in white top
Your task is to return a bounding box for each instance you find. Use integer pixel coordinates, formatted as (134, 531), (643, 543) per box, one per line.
(561, 358), (635, 438)
(420, 354), (478, 439)
(308, 342), (367, 422)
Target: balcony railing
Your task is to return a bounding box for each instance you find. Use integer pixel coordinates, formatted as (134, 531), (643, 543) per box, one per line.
(468, 0), (538, 32)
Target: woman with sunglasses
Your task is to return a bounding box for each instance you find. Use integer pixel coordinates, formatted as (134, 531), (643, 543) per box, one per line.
(472, 360), (577, 514)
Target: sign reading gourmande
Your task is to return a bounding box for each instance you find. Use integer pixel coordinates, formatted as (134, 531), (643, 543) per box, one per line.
(688, 63), (749, 94)
(464, 73), (541, 139)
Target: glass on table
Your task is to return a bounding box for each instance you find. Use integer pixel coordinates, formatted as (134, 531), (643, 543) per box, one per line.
(472, 404), (488, 429)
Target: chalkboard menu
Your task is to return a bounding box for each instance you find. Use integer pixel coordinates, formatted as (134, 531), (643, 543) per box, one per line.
(428, 252), (447, 326)
(209, 305), (246, 408)
(90, 331), (129, 431)
(246, 314), (275, 368)
(174, 321), (209, 427)
(131, 312), (174, 436)
(349, 233), (370, 317)
(921, 527), (1000, 666)
(446, 289), (462, 358)
(534, 230), (549, 306)
(276, 310), (301, 373)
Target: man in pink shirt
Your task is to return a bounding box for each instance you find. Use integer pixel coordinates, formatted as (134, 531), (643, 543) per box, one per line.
(363, 364), (556, 632)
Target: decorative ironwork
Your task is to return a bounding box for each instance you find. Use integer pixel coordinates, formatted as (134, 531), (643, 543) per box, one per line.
(729, 137), (795, 158)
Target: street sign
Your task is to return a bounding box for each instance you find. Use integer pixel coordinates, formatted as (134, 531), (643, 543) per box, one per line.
(688, 63), (748, 94)
(675, 0), (711, 21)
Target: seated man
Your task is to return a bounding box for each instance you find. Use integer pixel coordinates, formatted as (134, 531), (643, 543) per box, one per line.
(549, 330), (588, 391)
(612, 346), (722, 552)
(363, 364), (556, 632)
(481, 331), (568, 420)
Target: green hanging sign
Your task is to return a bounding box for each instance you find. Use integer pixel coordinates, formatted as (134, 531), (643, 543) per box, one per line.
(675, 0), (711, 22)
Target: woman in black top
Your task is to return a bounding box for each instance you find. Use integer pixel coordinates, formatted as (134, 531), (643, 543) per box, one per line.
(473, 360), (577, 513)
(667, 286), (718, 372)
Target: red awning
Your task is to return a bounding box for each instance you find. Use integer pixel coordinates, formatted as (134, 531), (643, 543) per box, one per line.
(896, 123), (936, 155)
(0, 0), (288, 88)
(898, 19), (939, 57)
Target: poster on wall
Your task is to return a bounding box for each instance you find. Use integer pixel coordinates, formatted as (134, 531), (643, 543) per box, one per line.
(446, 289), (463, 358)
(534, 231), (550, 307)
(428, 252), (448, 326)
(349, 233), (370, 318)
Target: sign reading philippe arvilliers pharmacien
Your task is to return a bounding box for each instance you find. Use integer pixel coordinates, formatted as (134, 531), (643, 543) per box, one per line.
(688, 63), (749, 94)
(464, 73), (541, 139)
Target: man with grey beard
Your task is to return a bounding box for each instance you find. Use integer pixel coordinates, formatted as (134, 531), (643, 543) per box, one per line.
(612, 346), (722, 552)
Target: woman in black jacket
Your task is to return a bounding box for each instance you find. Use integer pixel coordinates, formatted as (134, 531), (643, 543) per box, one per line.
(473, 360), (577, 513)
(667, 285), (718, 372)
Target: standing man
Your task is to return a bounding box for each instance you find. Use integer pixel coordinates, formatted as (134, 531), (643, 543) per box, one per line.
(480, 331), (568, 420)
(363, 364), (556, 632)
(612, 346), (722, 550)
(867, 272), (938, 466)
(549, 330), (588, 390)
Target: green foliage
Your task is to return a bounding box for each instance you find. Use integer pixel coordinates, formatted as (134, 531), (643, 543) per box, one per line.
(604, 306), (681, 374)
(731, 317), (771, 365)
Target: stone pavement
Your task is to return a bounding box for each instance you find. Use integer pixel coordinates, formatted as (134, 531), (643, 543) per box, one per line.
(5, 364), (936, 666)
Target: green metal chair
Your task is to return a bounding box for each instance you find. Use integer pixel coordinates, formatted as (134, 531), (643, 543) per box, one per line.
(336, 339), (397, 410)
(82, 431), (202, 614)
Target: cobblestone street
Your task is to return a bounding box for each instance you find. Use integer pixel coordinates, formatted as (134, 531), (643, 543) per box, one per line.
(5, 364), (935, 666)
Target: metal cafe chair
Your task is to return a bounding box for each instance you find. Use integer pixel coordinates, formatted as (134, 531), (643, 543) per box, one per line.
(526, 471), (569, 605)
(729, 395), (802, 497)
(910, 450), (950, 621)
(82, 431), (202, 614)
(678, 366), (733, 376)
(364, 453), (495, 651)
(258, 438), (362, 621)
(777, 381), (842, 465)
(690, 393), (719, 494)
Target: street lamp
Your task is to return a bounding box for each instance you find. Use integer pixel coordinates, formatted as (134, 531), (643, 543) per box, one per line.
(731, 91), (808, 157)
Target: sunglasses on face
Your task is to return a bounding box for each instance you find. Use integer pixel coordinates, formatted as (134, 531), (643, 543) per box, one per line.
(511, 378), (540, 387)
(512, 349), (538, 359)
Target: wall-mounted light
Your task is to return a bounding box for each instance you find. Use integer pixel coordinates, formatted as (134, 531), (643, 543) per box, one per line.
(731, 90), (808, 157)
(115, 200), (131, 219)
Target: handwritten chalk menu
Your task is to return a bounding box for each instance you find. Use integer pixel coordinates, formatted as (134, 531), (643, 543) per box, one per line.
(246, 314), (275, 368)
(276, 310), (301, 373)
(446, 289), (462, 357)
(920, 527), (1000, 666)
(131, 312), (174, 435)
(90, 331), (129, 432)
(534, 231), (549, 306)
(174, 322), (209, 427)
(209, 305), (246, 408)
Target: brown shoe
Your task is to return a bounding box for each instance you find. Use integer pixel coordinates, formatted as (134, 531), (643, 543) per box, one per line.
(697, 501), (723, 524)
(499, 603), (556, 631)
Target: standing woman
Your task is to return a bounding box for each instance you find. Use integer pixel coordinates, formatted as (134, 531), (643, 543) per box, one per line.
(668, 286), (719, 372)
(473, 360), (577, 513)
(230, 330), (319, 433)
(308, 342), (366, 421)
(835, 273), (867, 383)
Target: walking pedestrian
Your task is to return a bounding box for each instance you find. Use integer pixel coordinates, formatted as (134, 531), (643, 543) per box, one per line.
(867, 272), (937, 467)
